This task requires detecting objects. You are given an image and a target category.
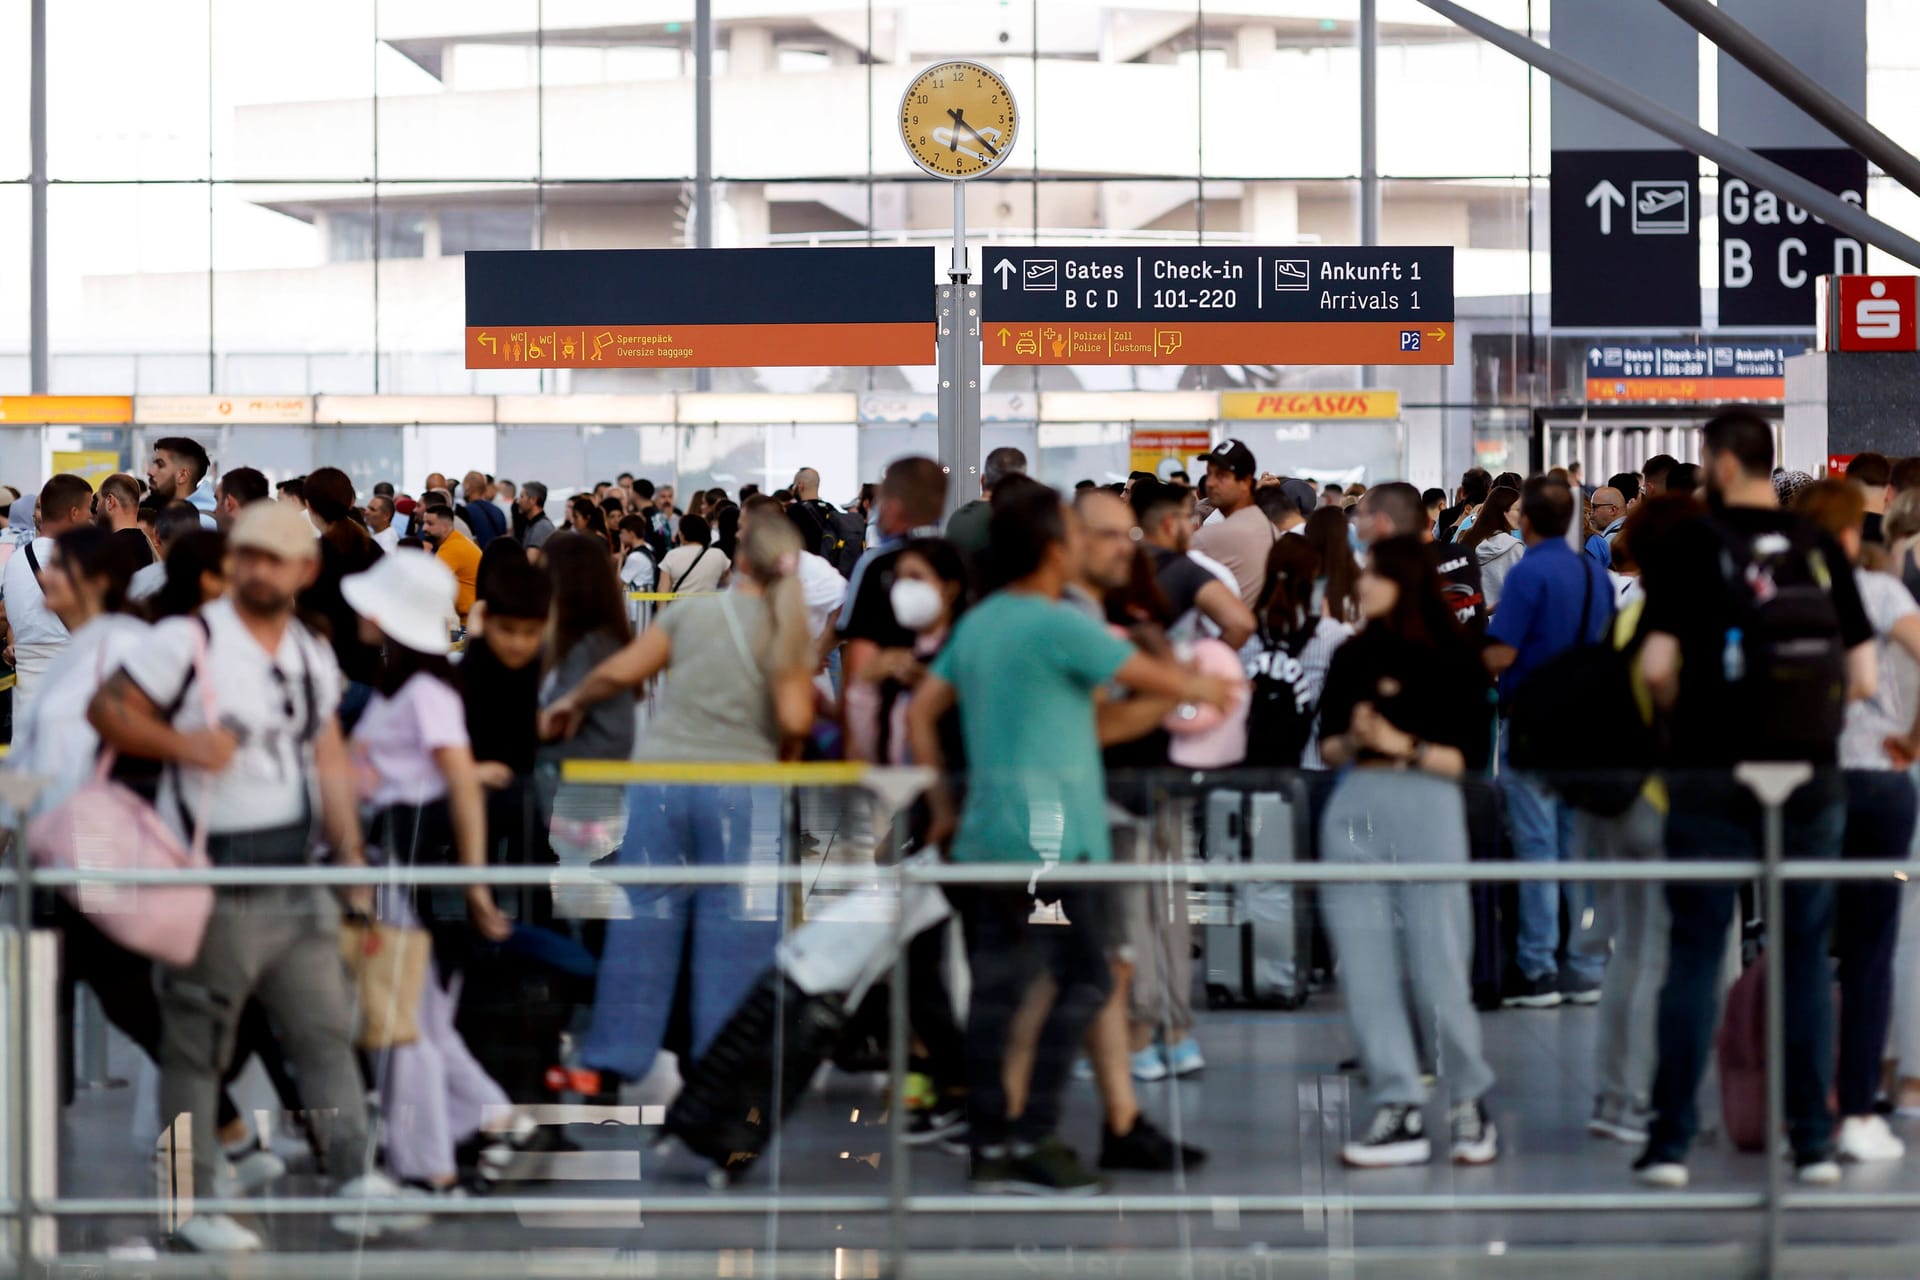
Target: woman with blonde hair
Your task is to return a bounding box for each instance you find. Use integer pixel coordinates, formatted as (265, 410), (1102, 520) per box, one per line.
(540, 515), (816, 1090)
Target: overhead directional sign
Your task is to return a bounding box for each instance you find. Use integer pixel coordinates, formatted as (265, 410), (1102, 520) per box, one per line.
(980, 246), (1453, 365)
(1584, 341), (1801, 402)
(1551, 150), (1702, 328)
(1550, 0), (1701, 330)
(464, 247), (936, 369)
(1720, 149), (1867, 328)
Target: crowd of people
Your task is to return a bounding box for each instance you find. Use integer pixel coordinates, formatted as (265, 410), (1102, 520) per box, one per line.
(2, 411), (1917, 1248)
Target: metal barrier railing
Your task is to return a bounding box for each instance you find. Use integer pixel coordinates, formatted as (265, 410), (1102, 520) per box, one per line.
(1, 760), (1912, 1277)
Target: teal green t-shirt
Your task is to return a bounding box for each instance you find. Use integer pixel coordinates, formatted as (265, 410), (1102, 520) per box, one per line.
(929, 591), (1135, 864)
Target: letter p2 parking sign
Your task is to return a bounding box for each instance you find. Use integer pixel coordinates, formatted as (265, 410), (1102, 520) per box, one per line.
(1400, 330), (1422, 352)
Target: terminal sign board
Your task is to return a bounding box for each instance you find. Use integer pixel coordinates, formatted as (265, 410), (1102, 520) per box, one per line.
(464, 248), (937, 369)
(980, 246), (1453, 365)
(1584, 342), (1801, 402)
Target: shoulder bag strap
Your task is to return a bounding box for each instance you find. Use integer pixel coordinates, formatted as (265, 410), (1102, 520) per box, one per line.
(22, 540), (41, 582)
(1573, 555), (1596, 648)
(166, 618), (216, 867)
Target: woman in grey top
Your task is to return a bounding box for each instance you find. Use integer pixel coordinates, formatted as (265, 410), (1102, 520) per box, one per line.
(1457, 486), (1523, 614)
(542, 514), (816, 1088)
(537, 532), (636, 904)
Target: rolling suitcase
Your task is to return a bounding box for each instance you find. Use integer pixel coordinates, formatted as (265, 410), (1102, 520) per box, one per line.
(663, 970), (846, 1185)
(1202, 785), (1313, 1009)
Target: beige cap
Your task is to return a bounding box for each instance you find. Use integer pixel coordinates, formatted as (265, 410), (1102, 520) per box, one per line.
(230, 499), (320, 562)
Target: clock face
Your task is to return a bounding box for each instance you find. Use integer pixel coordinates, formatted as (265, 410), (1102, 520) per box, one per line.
(899, 60), (1017, 180)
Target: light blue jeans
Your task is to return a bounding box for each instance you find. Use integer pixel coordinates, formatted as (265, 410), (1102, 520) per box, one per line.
(580, 785), (781, 1082)
(1499, 721), (1605, 985)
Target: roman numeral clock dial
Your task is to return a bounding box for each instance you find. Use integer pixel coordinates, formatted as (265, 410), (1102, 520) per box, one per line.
(899, 61), (1018, 180)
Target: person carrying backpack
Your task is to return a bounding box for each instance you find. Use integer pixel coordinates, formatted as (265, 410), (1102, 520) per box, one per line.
(1632, 410), (1877, 1191)
(1245, 534), (1350, 770)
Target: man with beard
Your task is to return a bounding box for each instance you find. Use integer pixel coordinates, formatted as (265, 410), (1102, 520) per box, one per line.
(89, 501), (428, 1252)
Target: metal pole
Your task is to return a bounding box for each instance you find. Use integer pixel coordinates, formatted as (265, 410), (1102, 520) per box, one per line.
(1761, 795), (1787, 1278)
(1654, 0), (1920, 201)
(951, 181), (968, 282)
(1358, 0), (1380, 248)
(885, 835), (912, 1279)
(1413, 0), (1920, 269)
(28, 0), (48, 394)
(693, 0), (713, 394)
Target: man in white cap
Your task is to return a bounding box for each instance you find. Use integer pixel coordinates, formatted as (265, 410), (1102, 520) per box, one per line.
(88, 501), (428, 1253)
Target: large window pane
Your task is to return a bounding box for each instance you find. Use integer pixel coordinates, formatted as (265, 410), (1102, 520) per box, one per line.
(0, 0), (24, 180)
(47, 0), (208, 179)
(214, 186), (373, 394)
(0, 185), (27, 392)
(213, 0), (375, 181)
(48, 184), (210, 393)
(375, 0), (541, 181)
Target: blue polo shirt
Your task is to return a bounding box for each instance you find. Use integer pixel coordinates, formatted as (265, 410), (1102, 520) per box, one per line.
(1486, 537), (1614, 700)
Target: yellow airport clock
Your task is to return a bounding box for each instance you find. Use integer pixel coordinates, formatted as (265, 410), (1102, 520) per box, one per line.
(899, 61), (1018, 180)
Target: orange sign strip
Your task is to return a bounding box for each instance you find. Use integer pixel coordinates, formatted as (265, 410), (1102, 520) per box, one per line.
(0, 395), (134, 424)
(984, 322), (1452, 366)
(466, 323), (935, 369)
(1586, 377), (1785, 402)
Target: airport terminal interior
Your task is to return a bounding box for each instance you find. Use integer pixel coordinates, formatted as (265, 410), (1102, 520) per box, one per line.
(8, 1), (1920, 1276)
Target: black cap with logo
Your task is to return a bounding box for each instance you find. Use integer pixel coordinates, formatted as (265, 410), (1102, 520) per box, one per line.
(1199, 438), (1257, 479)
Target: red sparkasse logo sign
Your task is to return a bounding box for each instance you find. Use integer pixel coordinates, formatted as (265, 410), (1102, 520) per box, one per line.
(1823, 275), (1920, 352)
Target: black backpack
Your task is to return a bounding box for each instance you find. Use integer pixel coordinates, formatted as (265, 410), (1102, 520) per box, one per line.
(1712, 518), (1848, 759)
(1243, 619), (1322, 769)
(1505, 558), (1650, 816)
(826, 509), (868, 579)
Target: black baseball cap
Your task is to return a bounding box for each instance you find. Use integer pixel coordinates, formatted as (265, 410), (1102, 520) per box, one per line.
(1199, 438), (1257, 479)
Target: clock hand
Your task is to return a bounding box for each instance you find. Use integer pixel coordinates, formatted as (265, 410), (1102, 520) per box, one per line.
(949, 108), (999, 158)
(946, 107), (961, 151)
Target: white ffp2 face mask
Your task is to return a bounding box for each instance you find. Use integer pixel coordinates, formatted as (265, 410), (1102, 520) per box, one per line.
(890, 577), (945, 632)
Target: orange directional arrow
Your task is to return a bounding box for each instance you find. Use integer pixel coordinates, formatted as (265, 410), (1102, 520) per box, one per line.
(478, 331), (497, 353)
(1427, 328), (1447, 340)
(997, 326), (1012, 346)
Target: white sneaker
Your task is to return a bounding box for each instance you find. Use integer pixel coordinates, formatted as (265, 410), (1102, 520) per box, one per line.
(330, 1171), (433, 1238)
(1633, 1156), (1689, 1188)
(1838, 1115), (1906, 1164)
(225, 1146), (288, 1194)
(173, 1213), (262, 1254)
(1794, 1157), (1842, 1186)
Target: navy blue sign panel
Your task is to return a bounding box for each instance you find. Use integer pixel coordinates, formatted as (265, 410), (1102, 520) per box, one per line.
(980, 246), (1454, 324)
(1584, 341), (1802, 402)
(463, 247), (935, 368)
(1719, 148), (1869, 328)
(1551, 149), (1702, 329)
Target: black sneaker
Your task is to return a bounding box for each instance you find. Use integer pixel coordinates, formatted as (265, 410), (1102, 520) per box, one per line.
(907, 1105), (967, 1148)
(1098, 1114), (1208, 1172)
(969, 1145), (1014, 1193)
(1006, 1137), (1106, 1196)
(1561, 973), (1602, 1006)
(1502, 972), (1563, 1009)
(1341, 1104), (1430, 1168)
(1448, 1098), (1498, 1165)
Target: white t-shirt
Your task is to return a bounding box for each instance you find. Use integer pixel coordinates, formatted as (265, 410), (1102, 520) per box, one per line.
(7, 613), (147, 819)
(798, 551), (849, 642)
(1841, 568), (1920, 771)
(127, 560), (168, 603)
(372, 525), (401, 554)
(621, 548), (657, 592)
(660, 543), (730, 594)
(3, 537), (69, 711)
(120, 597), (343, 835)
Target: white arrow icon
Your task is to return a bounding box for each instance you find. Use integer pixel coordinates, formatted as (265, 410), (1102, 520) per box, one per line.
(1589, 348), (1603, 366)
(993, 259), (1017, 289)
(1586, 179), (1626, 235)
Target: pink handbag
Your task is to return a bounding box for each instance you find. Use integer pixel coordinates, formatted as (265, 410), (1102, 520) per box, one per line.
(27, 628), (214, 969)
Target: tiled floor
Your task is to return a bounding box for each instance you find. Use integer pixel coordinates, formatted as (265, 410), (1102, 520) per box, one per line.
(25, 788), (1920, 1276)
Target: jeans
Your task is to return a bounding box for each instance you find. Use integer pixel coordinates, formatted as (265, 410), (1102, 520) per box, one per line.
(958, 885), (1113, 1150)
(1648, 771), (1843, 1161)
(579, 785), (780, 1082)
(1500, 723), (1604, 984)
(1838, 769), (1918, 1116)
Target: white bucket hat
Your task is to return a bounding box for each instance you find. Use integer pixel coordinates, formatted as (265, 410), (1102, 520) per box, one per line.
(341, 549), (458, 656)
